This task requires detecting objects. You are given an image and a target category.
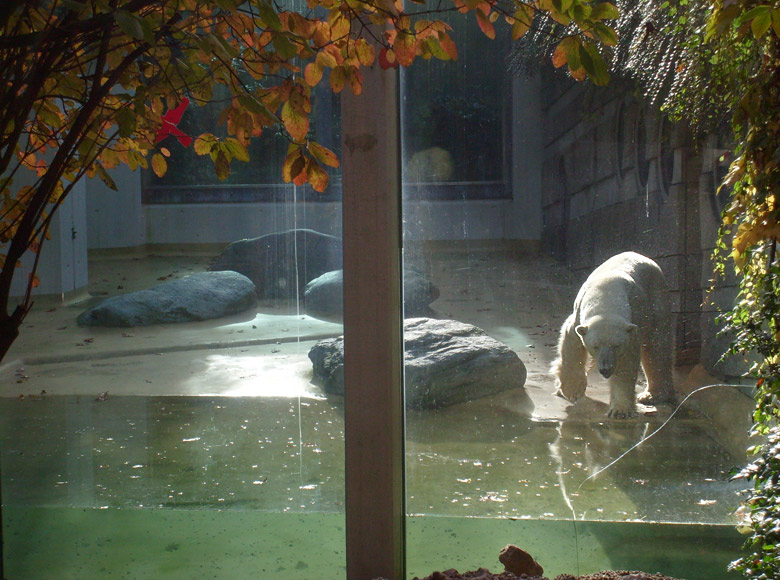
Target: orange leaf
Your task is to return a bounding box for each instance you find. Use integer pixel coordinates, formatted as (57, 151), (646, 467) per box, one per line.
(312, 21), (331, 47)
(305, 62), (324, 86)
(552, 43), (568, 68)
(393, 32), (417, 67)
(292, 158), (309, 185)
(348, 66), (363, 95)
(282, 146), (305, 183)
(437, 32), (457, 60)
(308, 160), (330, 192)
(570, 67), (587, 81)
(475, 8), (496, 40)
(553, 36), (580, 69)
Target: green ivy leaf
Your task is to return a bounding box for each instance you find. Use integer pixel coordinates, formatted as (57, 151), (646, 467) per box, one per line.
(751, 10), (772, 39)
(590, 2), (619, 21)
(579, 42), (609, 86)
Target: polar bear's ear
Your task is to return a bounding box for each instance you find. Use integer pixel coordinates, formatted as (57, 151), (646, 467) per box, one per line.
(575, 325), (588, 339)
(626, 323), (638, 334)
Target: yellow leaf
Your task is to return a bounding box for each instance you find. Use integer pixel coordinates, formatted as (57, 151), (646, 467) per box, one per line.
(282, 99), (309, 142)
(151, 153), (167, 178)
(308, 141), (340, 168)
(194, 133), (218, 155)
(317, 47), (340, 68)
(354, 38), (375, 66)
(223, 138), (250, 162)
(329, 66), (347, 93)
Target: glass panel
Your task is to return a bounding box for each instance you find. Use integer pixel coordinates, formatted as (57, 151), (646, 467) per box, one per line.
(2, 134), (346, 577)
(143, 80), (341, 204)
(402, 13), (509, 201)
(402, 20), (748, 580)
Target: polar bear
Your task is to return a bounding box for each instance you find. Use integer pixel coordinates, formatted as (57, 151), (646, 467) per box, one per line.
(551, 252), (677, 418)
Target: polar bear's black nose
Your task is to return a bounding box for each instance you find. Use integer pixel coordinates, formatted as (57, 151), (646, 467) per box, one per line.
(599, 366), (614, 379)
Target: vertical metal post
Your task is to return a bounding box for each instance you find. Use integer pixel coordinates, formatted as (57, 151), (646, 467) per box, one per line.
(340, 54), (405, 580)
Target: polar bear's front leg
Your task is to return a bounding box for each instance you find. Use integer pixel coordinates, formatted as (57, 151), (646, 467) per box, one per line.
(552, 314), (589, 402)
(607, 362), (640, 418)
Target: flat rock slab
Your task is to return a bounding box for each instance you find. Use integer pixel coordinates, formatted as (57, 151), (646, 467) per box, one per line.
(304, 268), (440, 320)
(309, 317), (526, 409)
(77, 271), (257, 327)
(211, 229), (342, 300)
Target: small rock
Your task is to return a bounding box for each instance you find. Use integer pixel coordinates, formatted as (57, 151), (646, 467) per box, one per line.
(498, 544), (543, 577)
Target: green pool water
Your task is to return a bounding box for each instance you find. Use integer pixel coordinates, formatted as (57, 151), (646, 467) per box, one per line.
(0, 395), (748, 579)
(2, 508), (744, 579)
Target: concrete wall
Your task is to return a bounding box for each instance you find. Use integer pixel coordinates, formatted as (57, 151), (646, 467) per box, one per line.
(537, 70), (741, 377)
(86, 164), (145, 249)
(8, 173), (88, 300)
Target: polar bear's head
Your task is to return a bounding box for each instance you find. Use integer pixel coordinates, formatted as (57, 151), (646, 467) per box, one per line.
(575, 315), (637, 378)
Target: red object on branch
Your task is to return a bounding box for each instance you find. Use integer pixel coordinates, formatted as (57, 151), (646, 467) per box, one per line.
(155, 98), (192, 146)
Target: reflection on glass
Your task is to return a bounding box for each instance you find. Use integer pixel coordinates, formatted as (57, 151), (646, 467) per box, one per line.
(402, 16), (749, 580)
(3, 148), (345, 576)
(402, 12), (509, 199)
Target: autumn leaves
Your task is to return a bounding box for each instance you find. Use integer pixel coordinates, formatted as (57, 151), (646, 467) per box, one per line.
(149, 0), (619, 192)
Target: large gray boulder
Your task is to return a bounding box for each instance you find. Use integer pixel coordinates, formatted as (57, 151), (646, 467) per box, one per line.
(304, 268), (439, 320)
(211, 229), (342, 300)
(77, 271), (257, 327)
(309, 317), (526, 409)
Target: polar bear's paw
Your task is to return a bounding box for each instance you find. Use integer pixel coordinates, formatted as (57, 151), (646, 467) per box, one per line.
(637, 388), (676, 407)
(554, 379), (587, 403)
(552, 358), (588, 403)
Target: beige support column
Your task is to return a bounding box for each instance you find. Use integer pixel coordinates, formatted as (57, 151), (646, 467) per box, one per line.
(340, 54), (405, 580)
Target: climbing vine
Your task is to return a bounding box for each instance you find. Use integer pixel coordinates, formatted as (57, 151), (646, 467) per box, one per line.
(702, 2), (780, 578)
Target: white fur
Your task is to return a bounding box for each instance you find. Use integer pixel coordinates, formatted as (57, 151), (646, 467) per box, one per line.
(551, 252), (676, 418)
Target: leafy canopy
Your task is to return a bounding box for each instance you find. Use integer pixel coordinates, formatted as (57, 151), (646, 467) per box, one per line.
(0, 0), (618, 362)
